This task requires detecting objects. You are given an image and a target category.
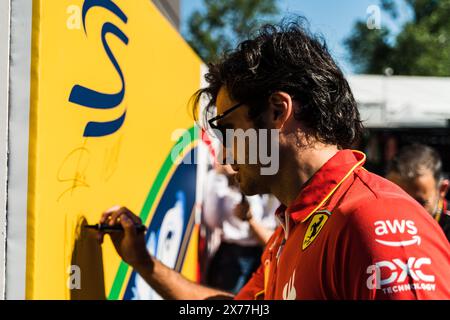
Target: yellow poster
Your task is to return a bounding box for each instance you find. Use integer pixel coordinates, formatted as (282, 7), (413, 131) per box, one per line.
(27, 0), (202, 299)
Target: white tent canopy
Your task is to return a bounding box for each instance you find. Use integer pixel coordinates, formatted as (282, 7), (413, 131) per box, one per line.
(347, 75), (450, 128)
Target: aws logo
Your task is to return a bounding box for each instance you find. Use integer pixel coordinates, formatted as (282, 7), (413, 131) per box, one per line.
(374, 219), (421, 247)
(69, 0), (128, 137)
(302, 210), (331, 250)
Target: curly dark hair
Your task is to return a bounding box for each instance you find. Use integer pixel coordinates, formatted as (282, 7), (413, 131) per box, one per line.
(192, 17), (363, 149)
(388, 144), (444, 183)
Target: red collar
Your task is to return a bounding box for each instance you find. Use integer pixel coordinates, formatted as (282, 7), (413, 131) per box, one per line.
(276, 150), (366, 224)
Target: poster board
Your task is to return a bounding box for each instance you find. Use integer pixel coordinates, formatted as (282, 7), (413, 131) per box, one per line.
(6, 0), (205, 299)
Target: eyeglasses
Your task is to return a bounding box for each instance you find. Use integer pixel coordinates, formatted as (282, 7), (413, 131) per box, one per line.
(207, 102), (245, 146)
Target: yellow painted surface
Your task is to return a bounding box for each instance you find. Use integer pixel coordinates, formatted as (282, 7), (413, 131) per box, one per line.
(27, 0), (201, 299)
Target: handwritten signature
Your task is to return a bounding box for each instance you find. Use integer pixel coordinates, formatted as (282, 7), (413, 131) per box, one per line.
(57, 140), (90, 202)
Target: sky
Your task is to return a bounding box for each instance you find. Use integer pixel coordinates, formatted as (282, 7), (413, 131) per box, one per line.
(180, 0), (413, 74)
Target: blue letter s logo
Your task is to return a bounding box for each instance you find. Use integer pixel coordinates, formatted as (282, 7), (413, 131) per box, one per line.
(69, 0), (128, 137)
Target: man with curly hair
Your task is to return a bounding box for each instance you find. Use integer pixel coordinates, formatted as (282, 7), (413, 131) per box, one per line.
(387, 144), (450, 242)
(99, 19), (450, 300)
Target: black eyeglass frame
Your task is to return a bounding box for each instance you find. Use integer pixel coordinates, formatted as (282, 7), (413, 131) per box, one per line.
(207, 102), (245, 130)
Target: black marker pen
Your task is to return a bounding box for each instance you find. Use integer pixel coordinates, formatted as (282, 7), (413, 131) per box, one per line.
(84, 223), (147, 233)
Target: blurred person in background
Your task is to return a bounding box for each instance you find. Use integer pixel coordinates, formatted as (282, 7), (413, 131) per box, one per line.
(387, 144), (450, 241)
(203, 163), (278, 294)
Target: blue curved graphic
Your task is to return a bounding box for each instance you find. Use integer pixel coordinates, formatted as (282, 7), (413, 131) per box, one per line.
(69, 22), (128, 109)
(69, 0), (128, 137)
(81, 0), (127, 34)
(83, 110), (127, 137)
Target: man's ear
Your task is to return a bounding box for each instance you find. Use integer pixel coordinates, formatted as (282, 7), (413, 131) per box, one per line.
(439, 178), (449, 199)
(268, 92), (293, 129)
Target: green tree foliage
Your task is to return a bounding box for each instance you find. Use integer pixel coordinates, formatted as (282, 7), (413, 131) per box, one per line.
(184, 0), (279, 63)
(345, 0), (450, 76)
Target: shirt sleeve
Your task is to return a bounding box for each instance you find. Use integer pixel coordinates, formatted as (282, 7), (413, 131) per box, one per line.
(332, 197), (450, 300)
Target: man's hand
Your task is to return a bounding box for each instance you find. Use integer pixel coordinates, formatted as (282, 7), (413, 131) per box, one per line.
(97, 206), (235, 300)
(234, 197), (274, 245)
(98, 206), (151, 270)
(233, 199), (253, 221)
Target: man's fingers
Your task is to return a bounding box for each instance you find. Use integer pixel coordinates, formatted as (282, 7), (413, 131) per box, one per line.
(120, 214), (137, 236)
(99, 206), (123, 243)
(109, 207), (127, 226)
(108, 207), (134, 226)
(127, 212), (142, 225)
(100, 206), (143, 239)
(100, 212), (111, 224)
(100, 205), (121, 224)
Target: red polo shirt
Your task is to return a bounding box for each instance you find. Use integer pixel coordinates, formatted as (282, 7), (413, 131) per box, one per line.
(235, 150), (450, 300)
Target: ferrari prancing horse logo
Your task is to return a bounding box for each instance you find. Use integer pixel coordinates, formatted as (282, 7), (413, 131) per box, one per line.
(302, 210), (331, 250)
